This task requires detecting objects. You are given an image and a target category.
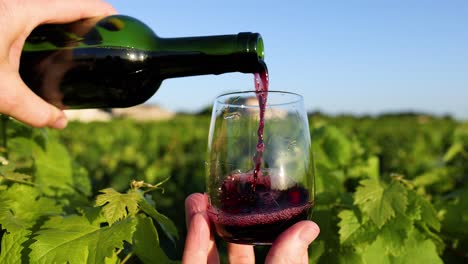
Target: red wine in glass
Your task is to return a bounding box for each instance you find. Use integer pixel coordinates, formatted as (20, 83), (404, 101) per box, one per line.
(208, 171), (312, 244)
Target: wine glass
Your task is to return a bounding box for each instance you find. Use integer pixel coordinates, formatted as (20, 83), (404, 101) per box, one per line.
(206, 90), (315, 245)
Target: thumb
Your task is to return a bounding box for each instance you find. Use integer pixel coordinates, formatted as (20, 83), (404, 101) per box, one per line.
(266, 221), (320, 264)
(0, 72), (67, 129)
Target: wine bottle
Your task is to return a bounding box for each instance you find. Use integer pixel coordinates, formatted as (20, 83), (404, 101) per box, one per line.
(19, 15), (265, 109)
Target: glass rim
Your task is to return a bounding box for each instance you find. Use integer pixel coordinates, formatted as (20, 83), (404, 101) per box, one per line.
(215, 90), (304, 107)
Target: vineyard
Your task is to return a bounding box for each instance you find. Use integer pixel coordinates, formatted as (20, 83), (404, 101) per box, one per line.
(0, 113), (466, 263)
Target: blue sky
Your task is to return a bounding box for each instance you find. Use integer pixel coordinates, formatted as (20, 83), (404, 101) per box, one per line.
(107, 0), (468, 120)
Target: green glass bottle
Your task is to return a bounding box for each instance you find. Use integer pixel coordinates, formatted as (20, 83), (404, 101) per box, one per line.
(19, 15), (265, 109)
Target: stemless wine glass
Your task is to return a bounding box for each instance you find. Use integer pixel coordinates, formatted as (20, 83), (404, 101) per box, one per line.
(206, 91), (315, 245)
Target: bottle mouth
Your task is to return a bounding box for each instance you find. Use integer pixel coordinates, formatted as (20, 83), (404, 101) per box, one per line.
(256, 35), (265, 60)
(238, 32), (264, 60)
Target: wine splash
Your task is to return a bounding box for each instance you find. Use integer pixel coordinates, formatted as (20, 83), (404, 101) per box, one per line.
(252, 67), (269, 189)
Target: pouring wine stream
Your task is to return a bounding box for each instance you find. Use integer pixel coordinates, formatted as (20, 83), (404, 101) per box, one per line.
(252, 65), (269, 191)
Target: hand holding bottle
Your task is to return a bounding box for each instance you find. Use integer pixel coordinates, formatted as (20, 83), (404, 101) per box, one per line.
(0, 0), (116, 128)
(182, 193), (320, 263)
(21, 15), (265, 110)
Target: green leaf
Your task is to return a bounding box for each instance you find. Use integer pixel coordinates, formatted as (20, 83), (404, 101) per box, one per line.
(337, 208), (379, 248)
(443, 142), (463, 162)
(103, 252), (120, 264)
(437, 188), (468, 237)
(78, 206), (106, 226)
(29, 215), (136, 264)
(413, 167), (453, 190)
(410, 191), (440, 231)
(1, 171), (32, 184)
(405, 190), (422, 221)
(8, 137), (37, 159)
(362, 236), (392, 264)
(0, 194), (20, 231)
(391, 229), (443, 264)
(335, 247), (364, 264)
(338, 210), (361, 244)
(0, 210), (28, 233)
(310, 208), (348, 263)
(0, 184), (62, 232)
(379, 214), (413, 256)
(416, 221), (445, 255)
(95, 188), (141, 225)
(362, 223), (443, 264)
(347, 156), (380, 180)
(133, 215), (177, 264)
(308, 240), (325, 263)
(354, 179), (408, 228)
(322, 126), (352, 167)
(315, 169), (346, 195)
(0, 229), (31, 264)
(33, 138), (74, 195)
(0, 162), (15, 174)
(72, 164), (92, 197)
(139, 195), (179, 244)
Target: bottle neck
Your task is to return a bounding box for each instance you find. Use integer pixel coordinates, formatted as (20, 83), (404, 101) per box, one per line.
(152, 33), (265, 79)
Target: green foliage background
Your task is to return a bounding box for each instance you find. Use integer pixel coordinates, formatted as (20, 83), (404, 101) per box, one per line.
(0, 113), (467, 263)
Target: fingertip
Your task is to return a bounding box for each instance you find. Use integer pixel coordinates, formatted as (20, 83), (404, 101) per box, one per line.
(0, 91), (65, 129)
(100, 1), (119, 15)
(266, 221), (320, 263)
(185, 193), (209, 228)
(298, 221), (320, 244)
(32, 105), (67, 129)
(50, 114), (68, 129)
(274, 220), (320, 245)
(185, 193), (208, 210)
